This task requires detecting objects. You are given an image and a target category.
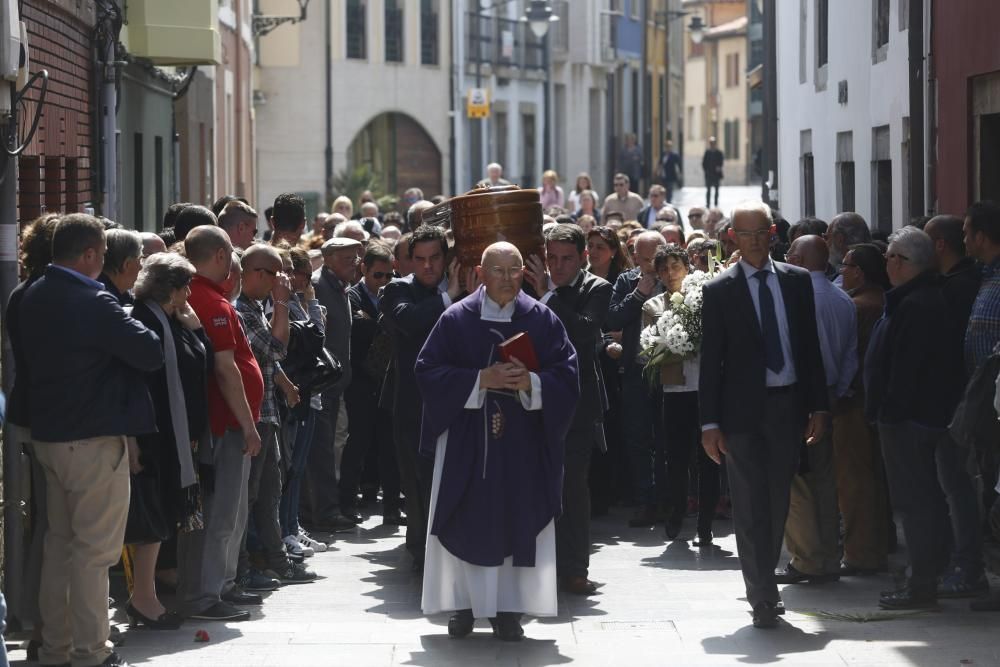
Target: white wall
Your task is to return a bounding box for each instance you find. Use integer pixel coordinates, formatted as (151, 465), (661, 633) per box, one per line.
(776, 0), (910, 228)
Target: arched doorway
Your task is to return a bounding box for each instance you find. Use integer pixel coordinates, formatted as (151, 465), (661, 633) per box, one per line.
(347, 113), (442, 200)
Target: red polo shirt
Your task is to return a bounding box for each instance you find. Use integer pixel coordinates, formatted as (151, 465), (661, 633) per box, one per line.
(188, 274), (264, 435)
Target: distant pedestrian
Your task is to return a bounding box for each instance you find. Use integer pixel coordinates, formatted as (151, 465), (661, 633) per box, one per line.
(702, 137), (724, 208)
(658, 139), (682, 202)
(618, 133), (644, 191)
(538, 169), (565, 209)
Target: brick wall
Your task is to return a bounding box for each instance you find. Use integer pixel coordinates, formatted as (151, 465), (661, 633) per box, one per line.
(17, 0), (96, 221)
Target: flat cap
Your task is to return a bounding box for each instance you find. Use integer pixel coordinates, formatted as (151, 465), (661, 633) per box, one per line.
(321, 237), (363, 254)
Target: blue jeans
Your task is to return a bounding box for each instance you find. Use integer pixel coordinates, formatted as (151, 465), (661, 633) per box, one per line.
(280, 409), (317, 538)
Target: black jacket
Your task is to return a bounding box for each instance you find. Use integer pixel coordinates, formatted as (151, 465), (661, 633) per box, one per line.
(698, 261), (828, 433)
(347, 282), (382, 385)
(864, 271), (965, 428)
(20, 266), (164, 441)
(702, 148), (724, 182)
(942, 257), (982, 335)
(607, 267), (663, 370)
(637, 205), (659, 229)
(543, 271), (613, 431)
(379, 275), (449, 429)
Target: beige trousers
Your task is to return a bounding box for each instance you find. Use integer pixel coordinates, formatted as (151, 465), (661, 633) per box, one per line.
(33, 436), (130, 667)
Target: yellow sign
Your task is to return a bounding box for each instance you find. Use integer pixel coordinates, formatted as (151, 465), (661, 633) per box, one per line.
(467, 87), (490, 118)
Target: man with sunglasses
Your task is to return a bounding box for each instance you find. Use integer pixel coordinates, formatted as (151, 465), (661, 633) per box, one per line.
(344, 243), (402, 525)
(602, 173), (645, 222)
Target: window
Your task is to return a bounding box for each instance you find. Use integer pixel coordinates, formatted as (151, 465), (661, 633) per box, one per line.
(872, 125), (892, 232)
(723, 120), (741, 161)
(346, 0), (367, 60)
(495, 111), (508, 169)
(873, 0), (890, 61)
(521, 113), (536, 187)
(726, 53), (740, 88)
(836, 131), (855, 212)
(687, 106), (695, 140)
(801, 129), (814, 217)
(134, 133), (144, 231)
(816, 0), (828, 68)
(589, 88), (602, 174)
(385, 0), (404, 63)
(420, 0), (439, 65)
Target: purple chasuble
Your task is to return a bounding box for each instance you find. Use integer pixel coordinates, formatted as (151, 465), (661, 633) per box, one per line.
(415, 287), (580, 567)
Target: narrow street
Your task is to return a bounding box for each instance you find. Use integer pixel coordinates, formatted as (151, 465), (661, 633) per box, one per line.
(10, 508), (994, 667)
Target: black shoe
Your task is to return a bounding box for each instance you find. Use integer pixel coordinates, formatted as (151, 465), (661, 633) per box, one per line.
(628, 505), (657, 528)
(879, 586), (938, 610)
(237, 569), (281, 592)
(125, 603), (183, 630)
(265, 561), (318, 585)
(774, 563), (811, 584)
(341, 508), (364, 524)
(383, 508), (408, 526)
(100, 651), (132, 666)
(970, 594), (1000, 611)
(189, 601), (251, 622)
(448, 609), (475, 638)
(752, 602), (780, 629)
(664, 514), (683, 540)
(222, 589), (263, 605)
(692, 531), (713, 547)
(23, 639), (41, 661)
(311, 514), (358, 533)
(489, 612), (524, 641)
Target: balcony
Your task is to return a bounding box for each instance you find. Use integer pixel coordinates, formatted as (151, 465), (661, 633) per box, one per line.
(600, 12), (619, 63)
(466, 12), (546, 77)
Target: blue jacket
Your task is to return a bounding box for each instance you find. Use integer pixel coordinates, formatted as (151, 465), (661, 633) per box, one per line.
(19, 265), (164, 442)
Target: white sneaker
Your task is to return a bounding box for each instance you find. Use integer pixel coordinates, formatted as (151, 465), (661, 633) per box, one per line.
(298, 529), (328, 553)
(283, 535), (314, 558)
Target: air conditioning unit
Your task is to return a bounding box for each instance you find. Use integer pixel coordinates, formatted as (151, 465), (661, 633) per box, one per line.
(0, 0), (21, 81)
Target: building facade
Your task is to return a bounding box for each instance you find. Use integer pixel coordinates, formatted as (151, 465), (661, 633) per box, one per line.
(682, 0), (747, 188)
(256, 0), (451, 216)
(775, 0), (910, 231)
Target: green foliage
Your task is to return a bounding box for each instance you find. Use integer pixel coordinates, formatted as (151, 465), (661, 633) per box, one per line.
(332, 165), (384, 209)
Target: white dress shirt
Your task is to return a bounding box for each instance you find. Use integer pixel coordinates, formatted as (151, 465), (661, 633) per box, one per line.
(738, 258), (798, 387)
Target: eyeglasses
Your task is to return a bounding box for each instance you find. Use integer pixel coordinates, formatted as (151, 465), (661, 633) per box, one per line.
(487, 266), (524, 279)
(886, 252), (910, 262)
(733, 229), (771, 239)
(371, 271), (391, 279)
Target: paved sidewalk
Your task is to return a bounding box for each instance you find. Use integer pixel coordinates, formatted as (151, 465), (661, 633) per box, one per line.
(9, 507), (998, 666)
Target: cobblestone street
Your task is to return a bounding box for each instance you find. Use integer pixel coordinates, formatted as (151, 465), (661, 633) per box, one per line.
(9, 507), (995, 667)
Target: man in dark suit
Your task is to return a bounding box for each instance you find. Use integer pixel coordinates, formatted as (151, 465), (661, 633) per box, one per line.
(344, 242), (401, 523)
(699, 201), (829, 629)
(379, 225), (465, 570)
(702, 137), (724, 208)
(525, 224), (613, 596)
(637, 185), (668, 229)
(607, 231), (666, 527)
(21, 214), (164, 667)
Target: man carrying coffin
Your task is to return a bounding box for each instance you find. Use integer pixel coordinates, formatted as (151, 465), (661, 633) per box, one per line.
(415, 242), (580, 641)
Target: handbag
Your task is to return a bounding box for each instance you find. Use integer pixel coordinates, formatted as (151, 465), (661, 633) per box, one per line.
(284, 319), (344, 394)
(124, 469), (170, 545)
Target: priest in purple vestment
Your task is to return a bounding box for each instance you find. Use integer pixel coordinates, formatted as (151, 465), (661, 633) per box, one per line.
(415, 242), (580, 641)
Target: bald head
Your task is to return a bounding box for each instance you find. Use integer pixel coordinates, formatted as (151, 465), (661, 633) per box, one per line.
(140, 232), (167, 258)
(788, 234), (829, 272)
(480, 241), (522, 267)
(241, 242), (282, 270)
(184, 225), (233, 265)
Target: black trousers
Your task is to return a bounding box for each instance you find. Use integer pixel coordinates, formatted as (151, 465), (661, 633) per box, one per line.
(302, 392), (342, 525)
(705, 179), (720, 207)
(662, 391), (720, 533)
(395, 417), (434, 562)
(556, 424), (595, 578)
(342, 375), (399, 510)
(724, 390), (802, 608)
(878, 421), (951, 594)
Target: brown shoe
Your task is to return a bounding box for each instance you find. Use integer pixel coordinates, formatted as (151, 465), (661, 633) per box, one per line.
(561, 576), (599, 596)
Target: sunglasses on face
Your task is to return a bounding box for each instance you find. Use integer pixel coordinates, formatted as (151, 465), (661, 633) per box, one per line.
(371, 271), (391, 279)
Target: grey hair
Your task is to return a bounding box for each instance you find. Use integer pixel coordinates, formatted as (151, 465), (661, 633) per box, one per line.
(730, 200), (774, 227)
(104, 228), (142, 273)
(134, 252), (196, 305)
(333, 220), (369, 240)
(887, 226), (935, 271)
(830, 212), (872, 245)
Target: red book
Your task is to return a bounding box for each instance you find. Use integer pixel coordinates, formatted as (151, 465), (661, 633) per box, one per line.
(498, 332), (540, 371)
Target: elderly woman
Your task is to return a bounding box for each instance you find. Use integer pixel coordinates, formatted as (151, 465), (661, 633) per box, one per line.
(538, 169), (565, 209)
(99, 228), (143, 305)
(641, 246), (720, 544)
(125, 253), (212, 629)
(572, 189), (601, 225)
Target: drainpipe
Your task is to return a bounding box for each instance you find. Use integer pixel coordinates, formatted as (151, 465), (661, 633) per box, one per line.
(96, 0), (122, 220)
(908, 0), (925, 218)
(324, 0), (333, 209)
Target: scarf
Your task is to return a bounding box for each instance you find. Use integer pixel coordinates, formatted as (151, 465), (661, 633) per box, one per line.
(147, 301), (200, 488)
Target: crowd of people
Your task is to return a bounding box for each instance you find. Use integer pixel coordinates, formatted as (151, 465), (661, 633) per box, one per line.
(4, 162), (1000, 664)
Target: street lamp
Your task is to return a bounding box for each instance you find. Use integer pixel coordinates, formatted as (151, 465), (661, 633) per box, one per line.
(522, 0), (559, 39)
(689, 15), (706, 44)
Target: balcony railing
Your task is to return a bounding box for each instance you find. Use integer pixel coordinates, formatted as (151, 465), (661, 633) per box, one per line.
(599, 12), (618, 63)
(466, 12), (546, 73)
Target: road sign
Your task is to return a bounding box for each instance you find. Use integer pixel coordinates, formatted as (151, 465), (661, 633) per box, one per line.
(467, 87), (489, 119)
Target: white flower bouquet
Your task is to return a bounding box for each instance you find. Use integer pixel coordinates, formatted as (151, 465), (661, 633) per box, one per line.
(638, 270), (715, 385)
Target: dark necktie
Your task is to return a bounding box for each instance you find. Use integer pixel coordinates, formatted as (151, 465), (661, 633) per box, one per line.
(754, 270), (785, 374)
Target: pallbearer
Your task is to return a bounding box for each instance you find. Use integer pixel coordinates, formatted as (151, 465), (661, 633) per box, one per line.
(415, 242), (579, 641)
